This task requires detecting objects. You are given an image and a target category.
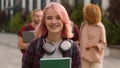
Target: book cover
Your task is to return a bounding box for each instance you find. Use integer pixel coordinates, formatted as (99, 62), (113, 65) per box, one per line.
(40, 57), (71, 68)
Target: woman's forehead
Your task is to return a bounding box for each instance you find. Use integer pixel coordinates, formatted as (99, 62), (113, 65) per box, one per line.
(45, 8), (59, 16)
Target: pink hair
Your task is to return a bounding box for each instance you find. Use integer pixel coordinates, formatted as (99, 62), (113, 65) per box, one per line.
(35, 2), (73, 39)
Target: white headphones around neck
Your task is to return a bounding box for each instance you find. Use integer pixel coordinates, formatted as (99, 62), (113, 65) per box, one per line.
(42, 39), (72, 55)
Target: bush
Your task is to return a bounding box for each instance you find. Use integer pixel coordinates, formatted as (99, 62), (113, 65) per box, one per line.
(0, 24), (10, 33)
(61, 2), (74, 17)
(9, 12), (24, 33)
(106, 0), (120, 45)
(70, 3), (83, 27)
(102, 18), (120, 45)
(25, 13), (31, 24)
(107, 0), (120, 23)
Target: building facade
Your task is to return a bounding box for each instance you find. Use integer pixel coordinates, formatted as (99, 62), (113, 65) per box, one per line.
(0, 0), (109, 18)
(0, 0), (61, 11)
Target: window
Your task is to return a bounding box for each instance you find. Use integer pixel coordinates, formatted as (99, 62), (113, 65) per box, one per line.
(33, 0), (37, 9)
(91, 0), (101, 6)
(51, 0), (57, 2)
(41, 0), (46, 10)
(26, 0), (29, 11)
(0, 0), (1, 10)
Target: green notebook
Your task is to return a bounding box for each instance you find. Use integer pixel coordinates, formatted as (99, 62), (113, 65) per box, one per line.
(40, 57), (71, 68)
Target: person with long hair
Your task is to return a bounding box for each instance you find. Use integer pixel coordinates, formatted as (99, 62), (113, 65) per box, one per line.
(79, 4), (107, 68)
(22, 2), (81, 68)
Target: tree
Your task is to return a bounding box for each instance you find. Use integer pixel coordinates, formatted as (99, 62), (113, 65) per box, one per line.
(105, 0), (120, 45)
(107, 0), (120, 23)
(70, 3), (83, 26)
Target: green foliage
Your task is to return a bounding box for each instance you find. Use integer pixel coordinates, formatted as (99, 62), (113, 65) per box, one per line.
(25, 13), (32, 24)
(106, 0), (120, 45)
(102, 18), (120, 45)
(0, 10), (10, 32)
(107, 0), (120, 23)
(9, 12), (24, 33)
(0, 24), (10, 33)
(61, 2), (73, 17)
(70, 3), (83, 27)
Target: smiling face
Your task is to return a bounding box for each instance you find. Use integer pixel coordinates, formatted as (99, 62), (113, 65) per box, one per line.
(32, 11), (43, 25)
(45, 8), (63, 34)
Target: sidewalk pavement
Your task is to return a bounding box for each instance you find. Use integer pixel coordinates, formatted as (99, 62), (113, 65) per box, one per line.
(0, 33), (21, 68)
(0, 33), (18, 48)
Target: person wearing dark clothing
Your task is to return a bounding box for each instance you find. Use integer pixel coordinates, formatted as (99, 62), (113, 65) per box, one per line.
(18, 9), (43, 56)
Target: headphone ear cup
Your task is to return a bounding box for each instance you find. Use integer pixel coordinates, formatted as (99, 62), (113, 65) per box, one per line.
(59, 41), (71, 52)
(43, 42), (56, 55)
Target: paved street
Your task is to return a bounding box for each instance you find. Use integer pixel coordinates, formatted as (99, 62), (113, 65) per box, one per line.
(0, 44), (22, 68)
(0, 33), (120, 68)
(0, 33), (22, 68)
(104, 56), (120, 68)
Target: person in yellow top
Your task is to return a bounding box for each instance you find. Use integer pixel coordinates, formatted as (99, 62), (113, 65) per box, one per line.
(79, 4), (107, 68)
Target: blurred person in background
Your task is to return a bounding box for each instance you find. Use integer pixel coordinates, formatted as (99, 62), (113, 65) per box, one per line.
(79, 4), (107, 68)
(17, 9), (43, 58)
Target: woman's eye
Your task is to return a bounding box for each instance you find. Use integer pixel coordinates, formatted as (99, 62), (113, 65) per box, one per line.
(46, 15), (61, 20)
(56, 15), (61, 20)
(47, 16), (52, 20)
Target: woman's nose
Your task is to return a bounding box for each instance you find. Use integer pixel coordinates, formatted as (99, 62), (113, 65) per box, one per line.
(52, 18), (57, 23)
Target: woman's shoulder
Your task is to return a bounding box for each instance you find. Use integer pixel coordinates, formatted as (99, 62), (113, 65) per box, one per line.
(31, 38), (39, 44)
(95, 22), (105, 28)
(29, 38), (40, 47)
(70, 40), (79, 49)
(28, 38), (43, 51)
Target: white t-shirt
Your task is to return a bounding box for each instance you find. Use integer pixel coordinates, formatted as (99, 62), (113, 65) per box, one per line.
(43, 39), (63, 58)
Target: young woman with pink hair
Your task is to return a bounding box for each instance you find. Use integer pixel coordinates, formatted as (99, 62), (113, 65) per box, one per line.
(22, 2), (81, 68)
